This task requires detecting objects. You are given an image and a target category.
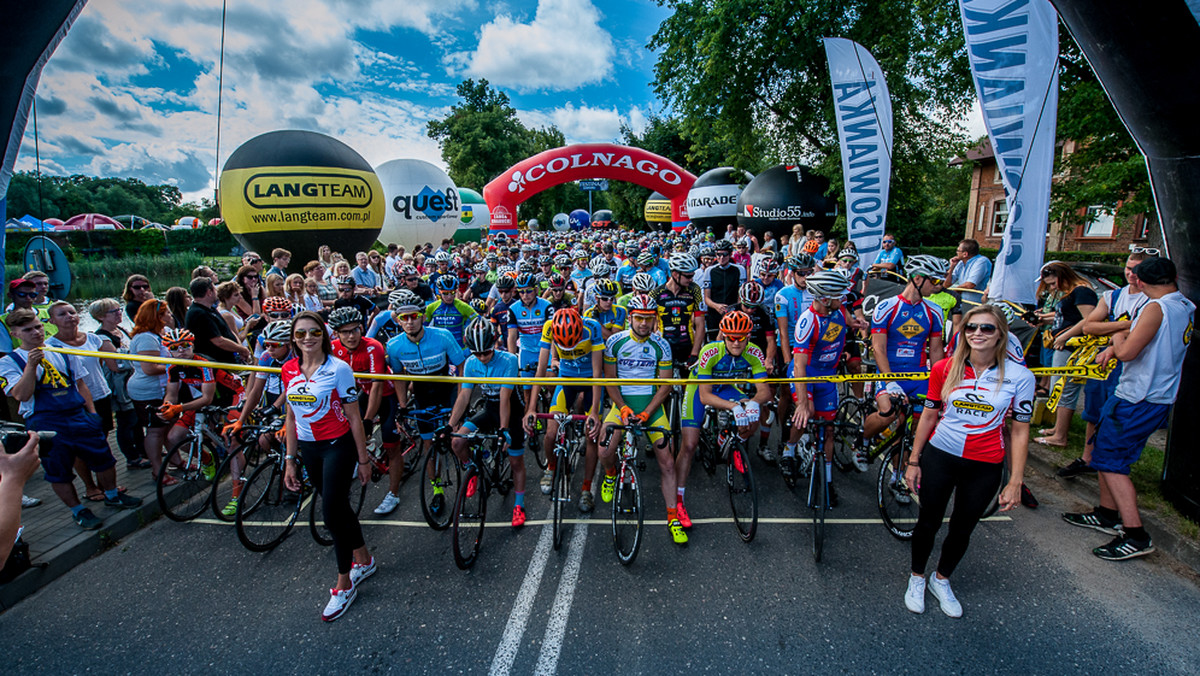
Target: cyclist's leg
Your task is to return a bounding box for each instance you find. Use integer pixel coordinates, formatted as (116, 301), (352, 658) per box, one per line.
(504, 402), (528, 514)
(544, 386), (567, 471)
(571, 386), (599, 497)
(674, 384), (704, 495)
(864, 381), (909, 439)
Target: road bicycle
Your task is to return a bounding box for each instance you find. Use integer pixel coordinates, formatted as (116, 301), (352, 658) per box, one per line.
(450, 429), (510, 570)
(401, 406), (460, 530)
(156, 405), (237, 522)
(209, 412), (277, 522)
(664, 359), (690, 457)
(535, 412), (588, 550)
(602, 419), (670, 566)
(695, 408), (758, 543)
(519, 364), (551, 470)
(799, 417), (863, 562)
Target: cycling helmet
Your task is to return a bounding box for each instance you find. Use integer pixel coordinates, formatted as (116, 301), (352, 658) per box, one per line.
(261, 321), (292, 344)
(572, 248), (589, 261)
(463, 316), (497, 353)
(434, 251), (452, 264)
(473, 262), (488, 274)
(636, 251), (656, 268)
(435, 275), (458, 292)
(719, 311), (754, 337)
(550, 308), (584, 346)
(905, 254), (950, 281)
(495, 274), (516, 290)
(714, 239), (734, 253)
(517, 261), (535, 274)
(804, 270), (853, 300)
(668, 252), (699, 274)
(699, 243), (715, 257)
(327, 306), (364, 330)
(515, 272), (536, 289)
(485, 252), (499, 263)
(738, 281), (765, 307)
(469, 298), (488, 315)
(554, 254), (571, 268)
(548, 273), (567, 290)
(388, 289), (416, 309)
(262, 296), (294, 316)
(496, 264), (515, 277)
(786, 253), (816, 272)
(626, 293), (658, 315)
(401, 265), (419, 277)
(539, 256), (553, 267)
(592, 260), (613, 278)
(555, 241), (568, 251)
(992, 303), (1017, 326)
(595, 279), (620, 298)
(837, 250), (859, 263)
(161, 327), (195, 348)
(334, 275), (355, 287)
(802, 239), (821, 254)
(631, 272), (656, 293)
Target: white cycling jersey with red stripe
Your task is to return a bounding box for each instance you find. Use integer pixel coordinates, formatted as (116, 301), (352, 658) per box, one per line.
(923, 357), (1035, 463)
(282, 356), (360, 442)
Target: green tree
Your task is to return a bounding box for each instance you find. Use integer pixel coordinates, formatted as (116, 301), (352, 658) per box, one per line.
(427, 79), (532, 192)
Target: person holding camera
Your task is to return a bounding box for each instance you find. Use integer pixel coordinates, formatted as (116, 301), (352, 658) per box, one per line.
(0, 310), (142, 530)
(0, 431), (40, 579)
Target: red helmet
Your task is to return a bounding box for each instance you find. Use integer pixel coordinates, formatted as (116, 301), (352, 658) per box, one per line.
(550, 308), (584, 346)
(719, 311), (753, 337)
(161, 327), (195, 349)
(262, 296), (294, 316)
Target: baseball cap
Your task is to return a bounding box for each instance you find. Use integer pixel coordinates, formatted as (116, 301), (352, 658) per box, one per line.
(8, 278), (35, 293)
(1134, 257), (1176, 285)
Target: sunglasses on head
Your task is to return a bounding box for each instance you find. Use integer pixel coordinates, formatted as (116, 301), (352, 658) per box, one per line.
(964, 322), (998, 335)
(1131, 247), (1160, 256)
(293, 328), (324, 338)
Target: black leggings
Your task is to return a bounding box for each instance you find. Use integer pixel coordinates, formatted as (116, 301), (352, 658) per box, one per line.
(300, 435), (366, 575)
(910, 446), (1004, 578)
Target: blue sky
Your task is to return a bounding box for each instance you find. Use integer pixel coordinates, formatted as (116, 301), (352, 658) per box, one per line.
(16, 0), (675, 202)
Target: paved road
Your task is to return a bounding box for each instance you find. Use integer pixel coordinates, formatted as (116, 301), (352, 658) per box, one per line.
(3, 450), (1199, 674)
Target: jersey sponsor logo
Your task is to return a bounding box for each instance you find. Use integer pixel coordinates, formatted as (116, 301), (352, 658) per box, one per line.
(952, 392), (995, 415)
(896, 347), (915, 358)
(288, 393), (318, 404)
(820, 322), (843, 343)
(897, 317), (925, 339)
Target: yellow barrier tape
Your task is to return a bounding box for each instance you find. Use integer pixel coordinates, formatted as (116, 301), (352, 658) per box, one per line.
(43, 345), (1105, 387)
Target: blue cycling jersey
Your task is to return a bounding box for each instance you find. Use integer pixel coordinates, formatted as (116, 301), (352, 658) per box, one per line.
(794, 306), (850, 375)
(774, 284), (813, 346)
(757, 277), (785, 307)
(870, 295), (944, 371)
(385, 326), (465, 376)
(425, 298), (476, 345)
(507, 298), (555, 359)
(462, 349), (518, 400)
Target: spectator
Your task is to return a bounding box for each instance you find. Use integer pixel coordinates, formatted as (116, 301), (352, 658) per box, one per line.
(946, 239), (993, 290)
(215, 281), (245, 339)
(21, 271), (52, 312)
(264, 273), (286, 300)
(191, 266), (219, 284)
(122, 274), (155, 322)
(2, 279), (56, 347)
(88, 298), (148, 469)
(1064, 257), (1194, 560)
(0, 310), (142, 531)
(186, 277), (251, 365)
(302, 278), (325, 313)
(761, 230), (778, 254)
(352, 252), (381, 295)
(367, 251), (389, 291)
(870, 233), (904, 273)
(383, 244), (401, 285)
(232, 266), (264, 323)
(317, 245), (336, 273)
(1034, 261), (1097, 446)
(128, 299), (175, 483)
(304, 261), (338, 308)
(266, 248), (291, 278)
(242, 251), (264, 273)
(165, 286), (192, 328)
(702, 240), (747, 339)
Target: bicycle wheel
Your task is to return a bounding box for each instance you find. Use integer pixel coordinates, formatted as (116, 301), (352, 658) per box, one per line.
(419, 442), (459, 530)
(158, 436), (218, 522)
(452, 465), (486, 570)
(209, 441), (265, 522)
(878, 444), (919, 541)
(611, 461), (643, 565)
(810, 450), (826, 562)
(310, 476), (368, 546)
(551, 447), (571, 551)
(831, 399), (863, 472)
(726, 440), (758, 543)
(235, 461), (302, 552)
(697, 424), (717, 476)
(981, 463), (1011, 519)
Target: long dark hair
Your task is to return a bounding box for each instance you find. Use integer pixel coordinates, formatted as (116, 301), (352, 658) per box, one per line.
(290, 311), (332, 367)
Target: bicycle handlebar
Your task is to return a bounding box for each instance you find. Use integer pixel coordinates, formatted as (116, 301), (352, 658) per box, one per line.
(533, 412), (589, 422)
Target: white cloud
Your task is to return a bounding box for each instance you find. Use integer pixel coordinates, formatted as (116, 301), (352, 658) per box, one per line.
(464, 0), (614, 92)
(518, 103), (646, 143)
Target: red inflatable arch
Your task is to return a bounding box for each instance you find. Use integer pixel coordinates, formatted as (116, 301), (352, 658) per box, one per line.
(483, 143), (696, 235)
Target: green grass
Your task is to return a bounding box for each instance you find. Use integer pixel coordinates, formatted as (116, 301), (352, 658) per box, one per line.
(7, 252), (223, 300)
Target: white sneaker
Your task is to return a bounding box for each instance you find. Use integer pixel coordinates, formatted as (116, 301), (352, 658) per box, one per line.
(928, 576), (963, 618)
(904, 575), (926, 614)
(321, 585), (357, 622)
(852, 449), (869, 472)
(21, 494), (42, 508)
(539, 469), (553, 495)
(349, 556), (377, 587)
(373, 492), (400, 515)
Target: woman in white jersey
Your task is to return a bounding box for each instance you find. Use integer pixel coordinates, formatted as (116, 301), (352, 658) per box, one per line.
(903, 305), (1035, 618)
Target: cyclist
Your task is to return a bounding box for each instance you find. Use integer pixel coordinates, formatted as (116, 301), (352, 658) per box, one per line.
(525, 308), (604, 511)
(568, 249), (593, 293)
(729, 280), (778, 457)
(366, 290), (412, 347)
(754, 259), (785, 308)
(703, 240), (747, 341)
(617, 272), (656, 308)
(677, 311), (770, 529)
(598, 294), (684, 545)
(507, 272), (555, 386)
(427, 251), (454, 289)
(543, 273), (576, 312)
(583, 279), (627, 341)
(332, 275), (377, 325)
(222, 321), (290, 515)
(784, 271), (860, 505)
(158, 327), (245, 453)
(653, 252), (706, 368)
(444, 318), (529, 527)
(426, 275), (478, 346)
(862, 255), (948, 465)
(327, 307), (401, 516)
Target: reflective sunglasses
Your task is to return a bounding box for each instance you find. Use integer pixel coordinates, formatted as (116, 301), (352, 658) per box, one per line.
(132, 284), (150, 291)
(293, 328), (324, 338)
(397, 313), (422, 322)
(964, 323), (998, 335)
(1130, 247), (1160, 256)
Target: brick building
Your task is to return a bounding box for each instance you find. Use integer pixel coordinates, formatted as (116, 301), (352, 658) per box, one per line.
(951, 139), (1154, 253)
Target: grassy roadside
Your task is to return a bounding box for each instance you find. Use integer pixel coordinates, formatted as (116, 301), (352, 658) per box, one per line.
(1035, 414), (1198, 539)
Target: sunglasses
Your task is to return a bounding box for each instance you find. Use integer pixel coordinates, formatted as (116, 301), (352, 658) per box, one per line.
(267, 311), (292, 319)
(724, 335), (748, 343)
(263, 341), (287, 349)
(596, 295), (614, 302)
(472, 349), (495, 357)
(132, 284), (150, 291)
(964, 323), (998, 335)
(796, 269), (815, 277)
(13, 291), (36, 299)
(717, 252), (731, 256)
(678, 272), (695, 279)
(246, 258), (262, 264)
(166, 343), (193, 352)
(398, 313), (422, 321)
(1131, 247), (1160, 256)
(293, 328), (324, 338)
(336, 325), (363, 334)
(244, 275), (260, 280)
(518, 288), (536, 294)
(406, 277), (419, 282)
(882, 240), (894, 244)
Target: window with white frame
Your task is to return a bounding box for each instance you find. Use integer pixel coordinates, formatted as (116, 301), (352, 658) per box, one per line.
(990, 200), (1009, 237)
(1083, 206), (1115, 238)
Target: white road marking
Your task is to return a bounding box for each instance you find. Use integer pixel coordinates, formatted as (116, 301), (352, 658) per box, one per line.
(534, 517), (590, 675)
(488, 508), (555, 676)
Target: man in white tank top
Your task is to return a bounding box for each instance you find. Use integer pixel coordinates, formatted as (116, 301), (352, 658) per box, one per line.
(1063, 257), (1194, 561)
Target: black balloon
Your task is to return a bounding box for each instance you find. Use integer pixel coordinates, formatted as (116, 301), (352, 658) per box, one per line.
(687, 166), (754, 232)
(736, 165), (837, 239)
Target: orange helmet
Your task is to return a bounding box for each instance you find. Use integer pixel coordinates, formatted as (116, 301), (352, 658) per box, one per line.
(161, 327), (195, 349)
(719, 311), (753, 337)
(550, 308), (584, 346)
(802, 239), (821, 254)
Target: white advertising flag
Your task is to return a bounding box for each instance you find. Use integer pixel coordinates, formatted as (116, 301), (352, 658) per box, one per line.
(823, 38), (893, 273)
(959, 0), (1059, 303)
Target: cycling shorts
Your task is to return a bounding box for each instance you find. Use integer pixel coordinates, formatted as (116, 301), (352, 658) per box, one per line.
(787, 360), (837, 420)
(462, 399), (526, 457)
(880, 379), (928, 401)
(603, 394), (667, 446)
(550, 384), (595, 415)
(682, 384), (741, 429)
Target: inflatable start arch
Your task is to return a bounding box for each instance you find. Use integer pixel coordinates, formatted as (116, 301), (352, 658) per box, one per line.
(483, 143), (696, 235)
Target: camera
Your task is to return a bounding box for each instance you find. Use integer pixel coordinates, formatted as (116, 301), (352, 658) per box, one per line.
(2, 428), (57, 457)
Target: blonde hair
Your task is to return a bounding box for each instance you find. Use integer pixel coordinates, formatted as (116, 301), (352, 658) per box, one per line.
(941, 305), (1009, 402)
(88, 297), (120, 321)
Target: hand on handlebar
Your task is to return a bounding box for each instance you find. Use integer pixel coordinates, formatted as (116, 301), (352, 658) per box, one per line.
(274, 427), (287, 442)
(222, 420), (243, 439)
(619, 405), (635, 424)
(158, 403), (183, 421)
(522, 412), (536, 435)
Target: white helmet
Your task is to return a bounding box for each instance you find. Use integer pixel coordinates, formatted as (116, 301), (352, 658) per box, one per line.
(631, 272), (657, 292)
(906, 254), (950, 280)
(668, 252), (699, 274)
(805, 270), (853, 300)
